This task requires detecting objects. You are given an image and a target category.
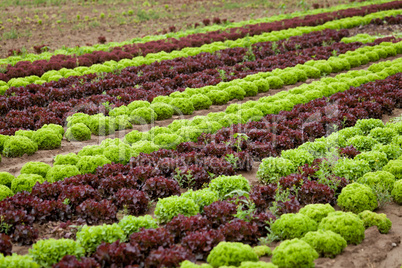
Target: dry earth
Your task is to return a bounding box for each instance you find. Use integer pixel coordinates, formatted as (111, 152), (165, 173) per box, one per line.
(0, 0), (350, 57)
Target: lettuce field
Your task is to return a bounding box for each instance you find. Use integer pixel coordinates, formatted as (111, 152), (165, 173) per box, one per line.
(0, 0), (401, 267)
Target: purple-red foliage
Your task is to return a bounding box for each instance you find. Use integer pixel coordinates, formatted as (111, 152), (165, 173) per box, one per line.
(97, 174), (138, 198)
(142, 177), (180, 200)
(165, 214), (211, 243)
(202, 201), (237, 228)
(339, 145), (361, 158)
(218, 219), (260, 244)
(250, 185), (277, 212)
(98, 36), (107, 44)
(93, 240), (143, 267)
(144, 245), (196, 268)
(129, 228), (174, 254)
(181, 229), (225, 260)
(113, 188), (149, 216)
(76, 199), (117, 224)
(57, 185), (101, 207)
(0, 234), (12, 256)
(11, 225), (38, 245)
(298, 180), (336, 205)
(251, 212), (277, 236)
(53, 255), (100, 268)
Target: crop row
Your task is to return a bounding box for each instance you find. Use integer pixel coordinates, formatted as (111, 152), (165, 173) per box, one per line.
(0, 72), (400, 267)
(0, 37), (399, 142)
(0, 63), (400, 211)
(0, 28), (357, 130)
(1, 8), (401, 91)
(2, 29), (352, 100)
(0, 0), (394, 67)
(0, 42), (400, 163)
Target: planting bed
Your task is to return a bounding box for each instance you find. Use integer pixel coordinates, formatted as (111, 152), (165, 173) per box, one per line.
(0, 1), (401, 268)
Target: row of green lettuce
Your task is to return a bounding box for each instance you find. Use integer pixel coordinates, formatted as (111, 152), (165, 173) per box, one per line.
(0, 0), (393, 66)
(1, 118), (400, 267)
(1, 8), (401, 91)
(0, 54), (401, 199)
(257, 117), (402, 188)
(0, 40), (400, 164)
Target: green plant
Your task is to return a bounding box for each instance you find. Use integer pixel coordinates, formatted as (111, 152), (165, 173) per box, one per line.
(170, 98), (195, 115)
(29, 238), (85, 267)
(252, 245), (272, 257)
(117, 215), (158, 237)
(150, 103), (174, 120)
(368, 127), (397, 144)
(103, 143), (133, 164)
(225, 154), (239, 169)
(45, 165), (81, 183)
(76, 155), (111, 174)
(32, 129), (62, 150)
(20, 162), (51, 178)
(0, 254), (39, 268)
(178, 127), (202, 142)
(208, 175), (251, 199)
(355, 119), (385, 135)
(271, 213), (317, 240)
(77, 145), (104, 157)
(76, 224), (125, 253)
(225, 85), (246, 100)
(333, 158), (371, 182)
(357, 171), (396, 193)
(190, 94), (212, 110)
(301, 230), (347, 258)
(65, 123), (92, 141)
(40, 124), (64, 136)
(87, 115), (116, 135)
(154, 196), (199, 223)
(0, 172), (14, 188)
(271, 238), (318, 268)
(2, 136), (38, 157)
(298, 204), (336, 224)
(207, 90), (230, 105)
(53, 153), (80, 166)
(257, 157), (296, 184)
(354, 151), (388, 171)
(373, 143), (402, 160)
(346, 135), (378, 152)
(11, 175), (43, 193)
(358, 210), (392, 234)
(239, 82), (258, 97)
(281, 149), (314, 167)
(131, 141), (159, 155)
(0, 185), (13, 201)
(0, 135), (9, 152)
(173, 168), (196, 189)
(337, 183), (378, 214)
(383, 160), (402, 180)
(153, 134), (183, 150)
(207, 242), (258, 268)
(318, 211), (365, 244)
(181, 189), (218, 212)
(391, 180), (402, 205)
(180, 260), (212, 268)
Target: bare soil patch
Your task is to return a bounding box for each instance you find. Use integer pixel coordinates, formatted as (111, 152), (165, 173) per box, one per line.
(0, 0), (351, 57)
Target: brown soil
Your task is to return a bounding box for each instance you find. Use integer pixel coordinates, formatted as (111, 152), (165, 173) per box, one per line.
(0, 0), (351, 57)
(348, 23), (402, 37)
(1, 54), (400, 176)
(382, 108), (402, 124)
